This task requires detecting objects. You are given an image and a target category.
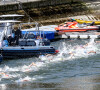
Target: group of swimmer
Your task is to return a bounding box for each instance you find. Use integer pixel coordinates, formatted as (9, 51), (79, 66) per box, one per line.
(69, 41), (97, 58)
(0, 62), (37, 79)
(0, 39), (99, 81)
(0, 72), (9, 78)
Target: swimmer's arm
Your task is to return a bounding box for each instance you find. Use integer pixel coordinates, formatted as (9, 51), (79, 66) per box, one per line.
(95, 41), (100, 43)
(88, 51), (96, 54)
(95, 32), (100, 35)
(46, 54), (52, 57)
(0, 72), (9, 77)
(28, 63), (37, 67)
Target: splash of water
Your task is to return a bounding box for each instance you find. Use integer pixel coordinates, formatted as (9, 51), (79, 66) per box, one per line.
(0, 38), (99, 85)
(51, 38), (98, 61)
(15, 76), (34, 83)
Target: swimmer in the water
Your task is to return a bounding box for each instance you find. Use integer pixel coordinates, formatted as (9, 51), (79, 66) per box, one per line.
(0, 72), (9, 77)
(95, 41), (100, 43)
(95, 32), (100, 35)
(46, 54), (54, 57)
(28, 62), (37, 68)
(87, 50), (96, 54)
(69, 51), (75, 58)
(83, 43), (89, 48)
(24, 62), (37, 72)
(45, 54), (54, 60)
(83, 49), (96, 54)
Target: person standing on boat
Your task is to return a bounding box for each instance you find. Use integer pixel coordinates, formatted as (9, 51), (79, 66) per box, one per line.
(15, 27), (22, 45)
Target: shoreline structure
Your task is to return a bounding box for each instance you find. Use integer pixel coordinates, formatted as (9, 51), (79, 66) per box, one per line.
(0, 0), (100, 26)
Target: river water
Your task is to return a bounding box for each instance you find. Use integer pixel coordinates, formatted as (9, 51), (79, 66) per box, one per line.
(0, 26), (100, 90)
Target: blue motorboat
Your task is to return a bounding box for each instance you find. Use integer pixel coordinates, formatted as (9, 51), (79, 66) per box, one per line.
(0, 15), (57, 59)
(1, 37), (55, 59)
(1, 44), (55, 59)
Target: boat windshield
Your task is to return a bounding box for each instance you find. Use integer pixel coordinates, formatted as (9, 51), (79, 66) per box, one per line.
(77, 23), (81, 27)
(77, 23), (87, 28)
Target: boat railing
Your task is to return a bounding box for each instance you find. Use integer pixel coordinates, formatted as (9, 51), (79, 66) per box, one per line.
(0, 22), (14, 47)
(0, 30), (6, 47)
(19, 22), (39, 30)
(20, 22), (44, 39)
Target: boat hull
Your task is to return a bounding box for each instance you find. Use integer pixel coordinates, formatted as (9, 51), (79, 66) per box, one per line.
(0, 46), (55, 59)
(76, 19), (100, 25)
(0, 55), (3, 62)
(56, 28), (98, 32)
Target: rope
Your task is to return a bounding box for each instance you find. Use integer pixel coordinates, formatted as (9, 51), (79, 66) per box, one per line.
(15, 0), (43, 28)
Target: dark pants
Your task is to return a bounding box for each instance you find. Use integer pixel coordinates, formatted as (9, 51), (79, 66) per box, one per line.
(15, 36), (19, 45)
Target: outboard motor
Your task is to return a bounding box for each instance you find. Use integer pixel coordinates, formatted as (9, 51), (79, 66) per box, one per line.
(34, 39), (50, 46)
(42, 39), (50, 46)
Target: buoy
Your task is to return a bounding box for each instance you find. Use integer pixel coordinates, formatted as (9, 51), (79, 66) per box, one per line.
(89, 35), (98, 38)
(79, 35), (88, 39)
(60, 33), (99, 39)
(70, 35), (78, 38)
